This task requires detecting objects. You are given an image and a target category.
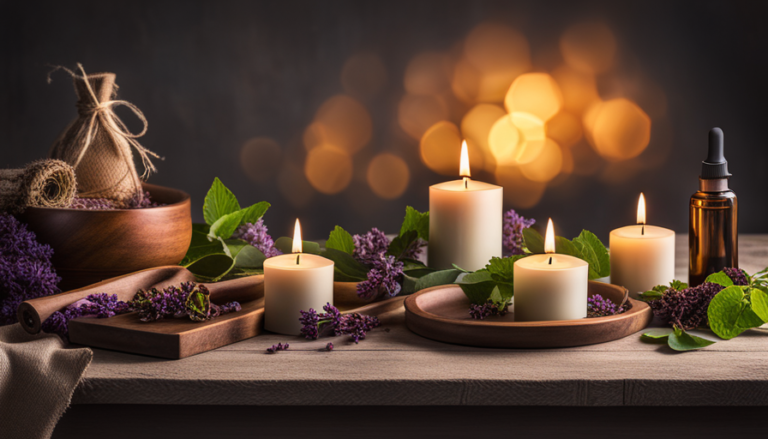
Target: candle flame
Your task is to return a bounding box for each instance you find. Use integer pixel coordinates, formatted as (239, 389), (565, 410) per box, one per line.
(637, 193), (646, 225)
(544, 218), (555, 254)
(459, 140), (471, 179)
(292, 219), (302, 253)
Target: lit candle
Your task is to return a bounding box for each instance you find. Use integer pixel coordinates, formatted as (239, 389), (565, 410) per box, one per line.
(263, 219), (334, 335)
(428, 140), (503, 271)
(609, 193), (675, 299)
(513, 218), (589, 321)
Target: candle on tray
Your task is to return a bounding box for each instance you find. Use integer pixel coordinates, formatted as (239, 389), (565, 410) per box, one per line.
(263, 219), (334, 335)
(609, 193), (675, 299)
(428, 140), (503, 271)
(514, 218), (589, 321)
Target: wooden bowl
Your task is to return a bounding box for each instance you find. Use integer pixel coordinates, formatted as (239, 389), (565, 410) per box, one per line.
(19, 183), (192, 291)
(404, 281), (652, 348)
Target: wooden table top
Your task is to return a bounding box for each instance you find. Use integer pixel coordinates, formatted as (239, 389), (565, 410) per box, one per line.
(72, 235), (768, 406)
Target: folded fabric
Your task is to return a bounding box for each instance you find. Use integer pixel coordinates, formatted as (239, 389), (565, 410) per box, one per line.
(0, 324), (92, 439)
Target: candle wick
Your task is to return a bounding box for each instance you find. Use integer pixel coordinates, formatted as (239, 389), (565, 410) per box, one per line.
(641, 225), (645, 236)
(463, 177), (468, 189)
(548, 256), (553, 265)
(296, 254), (300, 265)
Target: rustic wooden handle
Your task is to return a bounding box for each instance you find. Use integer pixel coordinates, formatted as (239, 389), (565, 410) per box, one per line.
(203, 275), (264, 304)
(17, 265), (196, 335)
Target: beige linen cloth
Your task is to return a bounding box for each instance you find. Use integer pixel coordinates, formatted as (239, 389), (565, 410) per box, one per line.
(0, 324), (92, 439)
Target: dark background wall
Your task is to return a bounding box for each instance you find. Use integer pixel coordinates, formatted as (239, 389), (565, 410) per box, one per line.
(1, 0), (766, 243)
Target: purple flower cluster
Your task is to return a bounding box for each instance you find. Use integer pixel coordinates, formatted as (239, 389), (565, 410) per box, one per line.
(356, 255), (404, 300)
(648, 282), (723, 330)
(0, 214), (60, 325)
(352, 228), (390, 265)
(403, 238), (427, 260)
(325, 342), (334, 351)
(232, 219), (282, 258)
(503, 209), (535, 255)
(130, 282), (241, 322)
(69, 191), (162, 210)
(266, 342), (289, 354)
(587, 294), (619, 317)
(299, 303), (380, 344)
(41, 293), (130, 337)
(469, 301), (509, 320)
(724, 267), (749, 286)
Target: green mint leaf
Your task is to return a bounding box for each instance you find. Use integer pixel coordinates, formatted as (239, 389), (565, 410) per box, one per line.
(641, 327), (674, 340)
(401, 258), (435, 278)
(452, 264), (471, 273)
(232, 244), (267, 269)
(239, 201), (270, 226)
(751, 288), (768, 322)
(522, 228), (544, 254)
(485, 255), (525, 284)
(670, 280), (689, 290)
(708, 285), (764, 339)
(704, 271), (734, 287)
(667, 327), (716, 351)
(456, 270), (496, 305)
(208, 210), (246, 240)
(401, 274), (419, 295)
(322, 248), (369, 282)
(184, 253), (235, 282)
(414, 269), (462, 292)
(400, 206), (429, 241)
(181, 225), (225, 265)
(326, 226), (355, 255)
(274, 237), (321, 255)
(555, 236), (583, 259)
(495, 282), (514, 303)
(639, 284), (673, 301)
(203, 178), (240, 226)
(387, 230), (418, 259)
(572, 230), (610, 279)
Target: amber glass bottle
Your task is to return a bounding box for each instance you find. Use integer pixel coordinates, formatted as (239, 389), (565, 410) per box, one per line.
(689, 128), (738, 286)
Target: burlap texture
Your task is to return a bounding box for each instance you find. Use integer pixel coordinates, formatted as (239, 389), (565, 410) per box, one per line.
(0, 324), (92, 439)
(0, 159), (76, 214)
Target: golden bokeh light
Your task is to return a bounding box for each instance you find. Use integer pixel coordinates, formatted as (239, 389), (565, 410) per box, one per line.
(341, 52), (388, 100)
(588, 98), (651, 161)
(495, 165), (547, 208)
(488, 114), (520, 166)
(509, 112), (546, 164)
(278, 161), (314, 208)
(312, 95), (372, 154)
(366, 153), (410, 199)
(504, 73), (563, 122)
(560, 22), (617, 74)
(240, 137), (282, 182)
(420, 121), (483, 175)
(404, 52), (452, 96)
(461, 103), (506, 172)
(546, 111), (583, 148)
(302, 121), (329, 152)
(398, 94), (449, 140)
(464, 23), (531, 77)
(551, 65), (600, 114)
(519, 138), (563, 183)
(304, 145), (353, 194)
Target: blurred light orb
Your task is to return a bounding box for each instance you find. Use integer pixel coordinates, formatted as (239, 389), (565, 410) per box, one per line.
(420, 121), (464, 175)
(313, 95), (372, 154)
(520, 138), (563, 183)
(303, 121), (329, 151)
(278, 161), (314, 208)
(398, 94), (450, 140)
(464, 23), (531, 77)
(404, 52), (453, 96)
(551, 65), (600, 114)
(488, 114), (520, 166)
(546, 112), (583, 149)
(366, 153), (410, 199)
(341, 52), (388, 100)
(304, 145), (353, 194)
(240, 137), (282, 182)
(589, 98), (651, 161)
(504, 73), (563, 122)
(461, 103), (507, 171)
(495, 165), (547, 208)
(509, 112), (546, 164)
(560, 22), (617, 74)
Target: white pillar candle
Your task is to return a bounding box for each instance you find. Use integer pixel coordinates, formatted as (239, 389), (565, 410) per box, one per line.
(428, 141), (503, 271)
(609, 193), (675, 299)
(263, 219), (334, 335)
(513, 219), (589, 321)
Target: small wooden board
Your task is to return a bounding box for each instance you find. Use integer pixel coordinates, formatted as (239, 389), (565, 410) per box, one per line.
(404, 281), (652, 348)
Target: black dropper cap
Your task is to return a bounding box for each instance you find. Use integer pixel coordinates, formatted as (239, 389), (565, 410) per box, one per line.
(701, 127), (731, 179)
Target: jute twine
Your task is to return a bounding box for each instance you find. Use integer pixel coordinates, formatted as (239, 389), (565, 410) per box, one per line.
(0, 159), (76, 214)
(48, 63), (159, 206)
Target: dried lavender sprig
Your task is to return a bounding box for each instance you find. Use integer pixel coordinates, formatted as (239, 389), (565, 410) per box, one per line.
(325, 342), (334, 351)
(352, 228), (390, 265)
(469, 301), (508, 320)
(41, 293), (130, 338)
(232, 219), (282, 258)
(299, 303), (380, 343)
(266, 342), (289, 354)
(587, 294), (619, 318)
(503, 209), (535, 255)
(356, 255), (404, 300)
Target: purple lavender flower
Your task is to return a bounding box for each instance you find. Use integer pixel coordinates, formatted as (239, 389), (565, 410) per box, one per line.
(335, 312), (380, 343)
(325, 342), (334, 351)
(125, 191), (163, 209)
(469, 301), (508, 320)
(356, 255), (404, 300)
(0, 214), (60, 325)
(587, 294), (619, 317)
(503, 209), (535, 255)
(266, 342), (289, 354)
(129, 282), (240, 322)
(403, 238), (427, 260)
(724, 267), (749, 286)
(352, 228), (390, 265)
(299, 308), (320, 340)
(69, 197), (115, 210)
(41, 293), (131, 338)
(232, 219), (282, 258)
(299, 303), (380, 343)
(647, 282), (723, 330)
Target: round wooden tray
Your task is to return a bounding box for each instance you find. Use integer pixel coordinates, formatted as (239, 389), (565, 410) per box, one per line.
(404, 281), (652, 348)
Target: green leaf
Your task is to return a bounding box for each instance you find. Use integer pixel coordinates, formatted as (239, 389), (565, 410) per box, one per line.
(326, 226), (355, 255)
(522, 228), (544, 254)
(639, 284), (670, 302)
(400, 206), (429, 241)
(572, 230), (610, 279)
(203, 178), (240, 225)
(401, 274), (419, 295)
(495, 282), (514, 303)
(401, 259), (435, 278)
(233, 245), (266, 269)
(181, 226), (225, 265)
(708, 286), (764, 339)
(184, 253), (235, 282)
(668, 327), (716, 351)
(239, 201), (270, 225)
(456, 270), (496, 305)
(208, 210), (246, 240)
(641, 327), (674, 343)
(387, 230), (418, 259)
(751, 288), (768, 322)
(670, 280), (689, 290)
(452, 264), (471, 273)
(414, 269), (461, 292)
(705, 271), (734, 287)
(322, 248), (369, 282)
(554, 236), (582, 259)
(274, 236), (321, 255)
(485, 256), (524, 284)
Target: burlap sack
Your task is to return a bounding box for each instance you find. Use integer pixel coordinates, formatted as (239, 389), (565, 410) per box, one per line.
(48, 64), (158, 206)
(0, 159), (76, 214)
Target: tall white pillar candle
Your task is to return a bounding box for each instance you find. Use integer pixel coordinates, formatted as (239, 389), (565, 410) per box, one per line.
(263, 220), (334, 335)
(609, 194), (675, 299)
(513, 219), (589, 321)
(428, 141), (503, 271)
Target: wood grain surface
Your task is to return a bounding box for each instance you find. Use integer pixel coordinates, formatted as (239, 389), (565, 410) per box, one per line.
(70, 235), (768, 407)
